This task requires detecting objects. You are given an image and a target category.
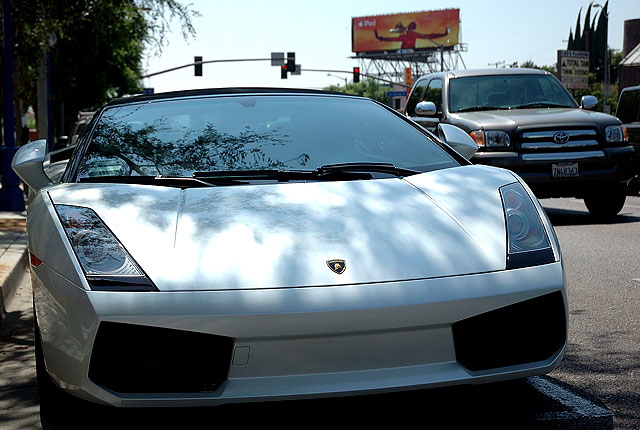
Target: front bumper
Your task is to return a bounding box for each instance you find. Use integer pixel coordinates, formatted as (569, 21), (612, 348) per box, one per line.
(472, 146), (636, 197)
(32, 262), (567, 408)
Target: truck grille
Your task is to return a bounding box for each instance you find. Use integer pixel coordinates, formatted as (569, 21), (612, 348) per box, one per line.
(520, 128), (599, 151)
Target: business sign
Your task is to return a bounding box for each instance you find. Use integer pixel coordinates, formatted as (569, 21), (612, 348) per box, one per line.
(352, 9), (459, 54)
(558, 50), (589, 90)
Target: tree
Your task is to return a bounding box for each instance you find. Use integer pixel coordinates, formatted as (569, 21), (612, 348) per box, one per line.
(520, 60), (556, 74)
(324, 79), (391, 104)
(566, 1), (608, 77)
(1, 0), (198, 146)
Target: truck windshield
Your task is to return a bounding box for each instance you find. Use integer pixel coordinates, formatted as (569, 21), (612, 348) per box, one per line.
(449, 74), (577, 113)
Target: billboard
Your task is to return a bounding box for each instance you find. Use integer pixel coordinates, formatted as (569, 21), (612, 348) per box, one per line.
(352, 9), (460, 54)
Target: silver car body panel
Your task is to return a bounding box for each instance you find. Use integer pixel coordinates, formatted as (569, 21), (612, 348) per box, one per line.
(43, 165), (520, 292)
(27, 163), (566, 407)
(30, 261), (565, 407)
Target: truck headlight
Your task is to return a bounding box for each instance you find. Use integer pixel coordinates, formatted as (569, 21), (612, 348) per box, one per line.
(605, 125), (625, 143)
(470, 130), (510, 147)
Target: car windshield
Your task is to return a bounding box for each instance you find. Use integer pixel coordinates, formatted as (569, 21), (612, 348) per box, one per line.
(76, 94), (459, 180)
(448, 74), (577, 113)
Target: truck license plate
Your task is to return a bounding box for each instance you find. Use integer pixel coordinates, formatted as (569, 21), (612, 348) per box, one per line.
(552, 162), (579, 178)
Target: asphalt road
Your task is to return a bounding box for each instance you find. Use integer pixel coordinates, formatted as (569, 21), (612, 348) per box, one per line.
(0, 195), (638, 429)
(542, 194), (640, 429)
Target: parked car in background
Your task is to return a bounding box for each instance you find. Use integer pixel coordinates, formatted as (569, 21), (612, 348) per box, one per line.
(56, 111), (95, 149)
(12, 88), (566, 410)
(406, 68), (636, 218)
(616, 84), (640, 194)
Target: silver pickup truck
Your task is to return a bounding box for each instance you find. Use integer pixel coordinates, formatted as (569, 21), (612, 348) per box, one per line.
(406, 68), (635, 219)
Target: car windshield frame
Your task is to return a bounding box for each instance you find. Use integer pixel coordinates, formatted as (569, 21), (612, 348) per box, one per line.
(448, 74), (578, 113)
(68, 93), (462, 184)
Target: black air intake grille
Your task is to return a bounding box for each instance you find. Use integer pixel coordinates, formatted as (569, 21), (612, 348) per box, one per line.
(89, 322), (233, 393)
(452, 292), (566, 372)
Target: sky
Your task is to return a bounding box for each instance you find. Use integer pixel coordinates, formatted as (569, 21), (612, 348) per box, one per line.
(141, 0), (639, 93)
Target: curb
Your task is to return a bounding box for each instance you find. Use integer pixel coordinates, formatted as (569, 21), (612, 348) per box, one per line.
(0, 214), (29, 324)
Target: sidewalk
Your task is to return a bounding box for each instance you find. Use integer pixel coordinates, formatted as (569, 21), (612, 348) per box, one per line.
(0, 211), (29, 326)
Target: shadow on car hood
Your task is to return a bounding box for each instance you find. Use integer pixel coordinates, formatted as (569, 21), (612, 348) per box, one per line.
(48, 165), (515, 291)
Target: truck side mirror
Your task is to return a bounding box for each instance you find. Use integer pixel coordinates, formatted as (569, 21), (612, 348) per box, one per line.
(415, 101), (438, 117)
(581, 95), (598, 110)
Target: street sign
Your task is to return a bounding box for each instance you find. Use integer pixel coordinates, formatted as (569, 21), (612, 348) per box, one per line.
(386, 91), (407, 97)
(271, 52), (285, 66)
(558, 50), (589, 90)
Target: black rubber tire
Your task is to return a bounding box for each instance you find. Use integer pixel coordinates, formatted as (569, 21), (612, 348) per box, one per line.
(583, 183), (627, 220)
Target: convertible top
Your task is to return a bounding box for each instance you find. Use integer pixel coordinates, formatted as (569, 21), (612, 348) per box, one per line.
(108, 87), (352, 107)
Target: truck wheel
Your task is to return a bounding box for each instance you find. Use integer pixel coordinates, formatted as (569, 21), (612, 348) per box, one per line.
(583, 183), (627, 220)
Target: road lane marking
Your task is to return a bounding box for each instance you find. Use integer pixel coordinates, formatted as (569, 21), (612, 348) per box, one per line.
(527, 376), (613, 425)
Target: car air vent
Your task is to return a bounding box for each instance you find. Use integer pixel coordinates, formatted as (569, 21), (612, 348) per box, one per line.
(89, 322), (234, 393)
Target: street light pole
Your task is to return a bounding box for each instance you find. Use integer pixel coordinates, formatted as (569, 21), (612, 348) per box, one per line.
(603, 13), (609, 114)
(594, 3), (609, 113)
(327, 73), (347, 91)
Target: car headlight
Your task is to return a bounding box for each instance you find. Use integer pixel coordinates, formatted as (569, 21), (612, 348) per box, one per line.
(605, 125), (625, 143)
(500, 183), (555, 269)
(56, 205), (157, 291)
(469, 130), (510, 147)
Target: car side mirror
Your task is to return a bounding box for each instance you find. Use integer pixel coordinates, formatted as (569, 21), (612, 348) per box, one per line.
(415, 101), (438, 117)
(581, 95), (598, 110)
(11, 139), (53, 191)
(437, 123), (478, 160)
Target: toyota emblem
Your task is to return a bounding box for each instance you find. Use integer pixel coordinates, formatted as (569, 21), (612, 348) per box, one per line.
(553, 132), (570, 144)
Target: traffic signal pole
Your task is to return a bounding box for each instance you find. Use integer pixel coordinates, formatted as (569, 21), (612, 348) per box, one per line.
(141, 57), (274, 79)
(141, 57), (411, 88)
(302, 68), (412, 88)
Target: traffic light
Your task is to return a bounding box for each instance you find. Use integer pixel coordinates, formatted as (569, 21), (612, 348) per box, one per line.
(286, 52), (296, 72)
(194, 56), (203, 76)
(353, 66), (360, 83)
(281, 64), (288, 79)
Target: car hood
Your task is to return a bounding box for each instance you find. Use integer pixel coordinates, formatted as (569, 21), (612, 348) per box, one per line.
(48, 165), (516, 291)
(449, 107), (618, 131)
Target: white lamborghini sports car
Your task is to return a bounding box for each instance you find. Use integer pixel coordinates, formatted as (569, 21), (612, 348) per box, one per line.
(13, 88), (567, 408)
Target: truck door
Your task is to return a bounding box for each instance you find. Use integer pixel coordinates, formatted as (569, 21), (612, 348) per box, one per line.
(407, 78), (443, 133)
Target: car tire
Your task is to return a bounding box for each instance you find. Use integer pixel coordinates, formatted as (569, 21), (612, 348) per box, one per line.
(583, 183), (627, 220)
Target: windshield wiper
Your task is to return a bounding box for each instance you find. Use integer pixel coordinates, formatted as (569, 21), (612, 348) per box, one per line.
(193, 164), (417, 182)
(513, 102), (572, 109)
(314, 162), (420, 177)
(78, 175), (236, 188)
(193, 168), (374, 182)
(194, 170), (295, 180)
(455, 106), (507, 113)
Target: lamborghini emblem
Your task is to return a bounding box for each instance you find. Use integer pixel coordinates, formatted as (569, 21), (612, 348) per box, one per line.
(327, 259), (346, 274)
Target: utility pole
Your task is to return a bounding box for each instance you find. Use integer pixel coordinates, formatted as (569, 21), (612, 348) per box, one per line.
(593, 3), (609, 113)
